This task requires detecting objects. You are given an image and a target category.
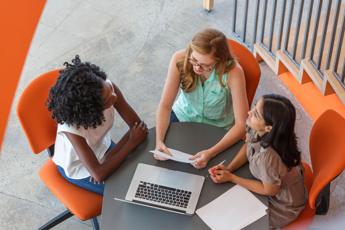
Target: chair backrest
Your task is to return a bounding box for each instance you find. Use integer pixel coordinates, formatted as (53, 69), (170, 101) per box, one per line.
(17, 70), (60, 154)
(308, 109), (345, 209)
(227, 39), (261, 107)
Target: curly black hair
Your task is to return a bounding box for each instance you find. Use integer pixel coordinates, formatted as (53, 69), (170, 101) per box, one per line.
(47, 55), (107, 129)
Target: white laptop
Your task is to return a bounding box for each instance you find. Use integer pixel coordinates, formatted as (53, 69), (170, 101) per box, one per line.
(115, 163), (205, 215)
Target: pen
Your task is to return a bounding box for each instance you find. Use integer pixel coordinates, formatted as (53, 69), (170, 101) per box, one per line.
(208, 159), (226, 178)
(218, 160), (226, 166)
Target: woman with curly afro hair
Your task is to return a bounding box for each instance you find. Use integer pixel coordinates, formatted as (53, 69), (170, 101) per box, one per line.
(47, 55), (148, 195)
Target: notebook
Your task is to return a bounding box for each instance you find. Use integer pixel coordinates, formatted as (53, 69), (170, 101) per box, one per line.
(196, 185), (267, 230)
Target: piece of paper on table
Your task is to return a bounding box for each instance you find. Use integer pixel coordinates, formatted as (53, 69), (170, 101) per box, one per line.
(196, 185), (267, 230)
(150, 148), (195, 164)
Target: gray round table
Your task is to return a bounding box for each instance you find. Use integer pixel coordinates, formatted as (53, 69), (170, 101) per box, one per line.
(101, 122), (268, 230)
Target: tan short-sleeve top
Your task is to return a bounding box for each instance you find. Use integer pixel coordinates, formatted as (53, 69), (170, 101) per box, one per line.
(246, 129), (307, 229)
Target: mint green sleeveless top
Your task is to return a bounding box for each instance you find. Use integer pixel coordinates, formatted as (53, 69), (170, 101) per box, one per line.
(172, 69), (234, 129)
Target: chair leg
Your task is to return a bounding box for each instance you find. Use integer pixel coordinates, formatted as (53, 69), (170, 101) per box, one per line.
(91, 217), (99, 230)
(38, 209), (73, 230)
(316, 183), (330, 215)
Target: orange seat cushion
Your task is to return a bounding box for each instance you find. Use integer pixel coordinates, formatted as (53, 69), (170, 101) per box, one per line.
(39, 159), (103, 220)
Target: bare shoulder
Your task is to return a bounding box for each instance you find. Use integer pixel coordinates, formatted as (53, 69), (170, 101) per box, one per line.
(227, 63), (245, 86)
(111, 81), (121, 93)
(64, 131), (87, 145)
(172, 49), (186, 63)
(174, 49), (186, 58)
(228, 63), (244, 77)
(107, 81), (124, 101)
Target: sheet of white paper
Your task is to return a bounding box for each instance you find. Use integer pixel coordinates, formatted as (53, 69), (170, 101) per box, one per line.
(150, 148), (195, 164)
(196, 185), (267, 230)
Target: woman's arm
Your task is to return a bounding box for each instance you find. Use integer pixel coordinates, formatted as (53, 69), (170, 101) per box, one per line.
(231, 174), (280, 196)
(65, 121), (147, 182)
(192, 64), (249, 168)
(100, 130), (130, 163)
(208, 143), (248, 173)
(65, 132), (133, 182)
(209, 64), (249, 156)
(155, 51), (183, 154)
(211, 169), (280, 196)
(104, 81), (148, 158)
(226, 143), (248, 172)
(112, 82), (142, 128)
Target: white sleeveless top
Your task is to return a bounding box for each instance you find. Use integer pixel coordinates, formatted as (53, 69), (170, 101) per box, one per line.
(53, 80), (115, 179)
(53, 107), (115, 179)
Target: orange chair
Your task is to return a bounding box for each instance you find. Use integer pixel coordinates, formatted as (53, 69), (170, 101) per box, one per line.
(17, 70), (102, 230)
(284, 110), (345, 229)
(227, 39), (261, 107)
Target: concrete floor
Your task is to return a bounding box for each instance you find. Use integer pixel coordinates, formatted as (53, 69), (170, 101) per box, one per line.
(1, 0), (344, 229)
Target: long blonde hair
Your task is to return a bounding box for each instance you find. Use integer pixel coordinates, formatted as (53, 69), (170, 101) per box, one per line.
(177, 28), (236, 92)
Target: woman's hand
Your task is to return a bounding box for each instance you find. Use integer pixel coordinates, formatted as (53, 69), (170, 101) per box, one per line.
(208, 165), (234, 183)
(189, 150), (212, 169)
(128, 121), (148, 147)
(154, 141), (172, 161)
(208, 163), (226, 174)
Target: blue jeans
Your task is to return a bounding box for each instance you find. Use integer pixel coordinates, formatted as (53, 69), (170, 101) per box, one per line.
(170, 110), (180, 123)
(57, 141), (116, 195)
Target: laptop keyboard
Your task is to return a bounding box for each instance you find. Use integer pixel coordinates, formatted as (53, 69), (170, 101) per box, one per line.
(135, 181), (192, 209)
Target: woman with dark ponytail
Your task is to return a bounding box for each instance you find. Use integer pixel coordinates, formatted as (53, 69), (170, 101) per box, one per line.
(209, 94), (307, 229)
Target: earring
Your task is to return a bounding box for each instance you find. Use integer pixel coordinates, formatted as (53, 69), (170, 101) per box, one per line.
(264, 126), (272, 133)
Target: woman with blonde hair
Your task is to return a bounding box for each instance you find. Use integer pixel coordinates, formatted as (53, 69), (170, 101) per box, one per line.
(155, 28), (249, 168)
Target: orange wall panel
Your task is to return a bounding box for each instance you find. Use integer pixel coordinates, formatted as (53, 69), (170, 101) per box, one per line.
(0, 0), (46, 150)
(279, 72), (345, 121)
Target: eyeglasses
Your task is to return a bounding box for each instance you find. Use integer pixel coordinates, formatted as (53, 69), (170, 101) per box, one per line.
(188, 56), (216, 72)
